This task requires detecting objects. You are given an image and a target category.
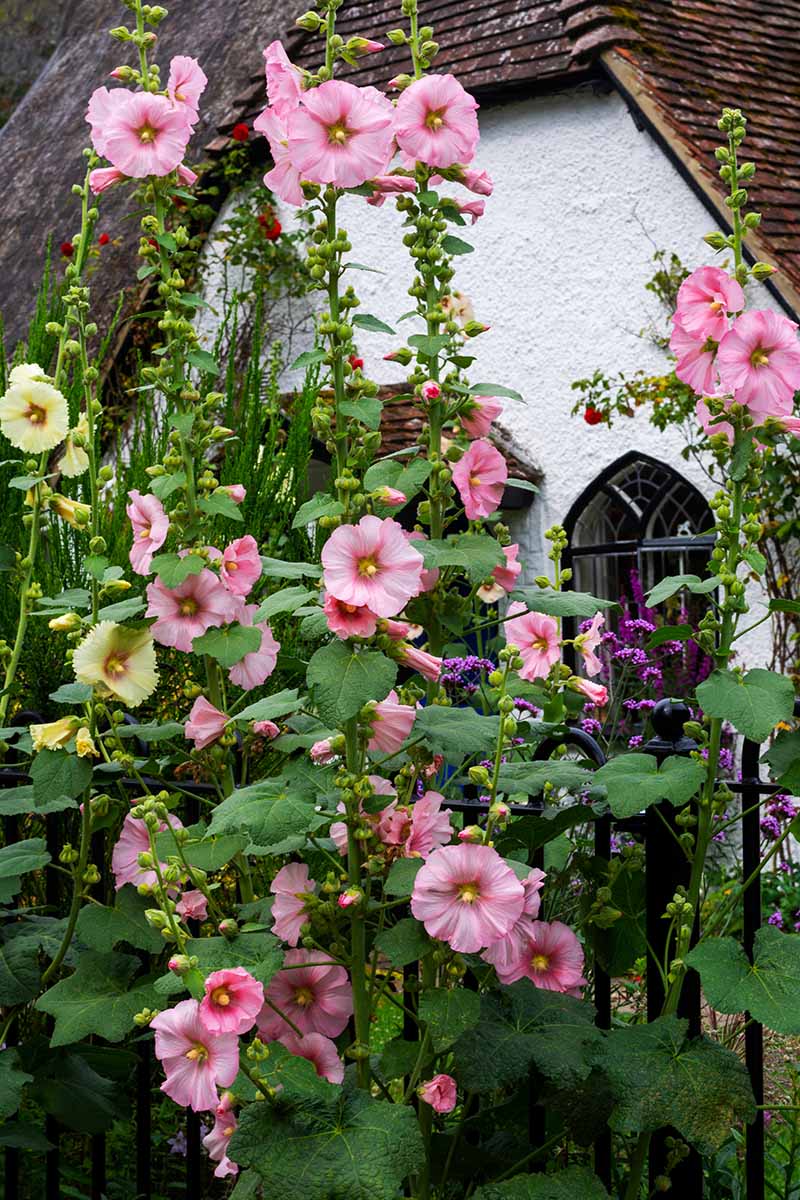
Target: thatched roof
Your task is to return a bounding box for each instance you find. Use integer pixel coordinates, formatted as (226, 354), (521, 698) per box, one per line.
(0, 0), (292, 350)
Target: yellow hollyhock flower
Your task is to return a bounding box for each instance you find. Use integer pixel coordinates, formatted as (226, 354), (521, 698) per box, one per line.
(0, 369), (69, 453)
(57, 416), (90, 478)
(72, 621), (158, 708)
(30, 716), (80, 751)
(50, 495), (91, 529)
(75, 727), (99, 758)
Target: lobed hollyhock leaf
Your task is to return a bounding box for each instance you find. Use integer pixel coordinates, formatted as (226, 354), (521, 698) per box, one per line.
(377, 1038), (422, 1082)
(645, 573), (720, 607)
(186, 931), (283, 988)
(340, 397), (383, 429)
(255, 587), (316, 621)
(307, 642), (397, 725)
(418, 987), (480, 1051)
(696, 667), (796, 743)
(412, 706), (501, 757)
(150, 552), (205, 587)
(352, 313), (395, 335)
(472, 1166), (610, 1199)
(0, 837), (51, 879)
(420, 534), (504, 583)
(496, 760), (595, 797)
(375, 917), (431, 967)
(762, 728), (800, 792)
(0, 1050), (33, 1121)
(592, 754), (706, 818)
(598, 1015), (755, 1153)
(646, 623), (694, 649)
(0, 931), (42, 1004)
(384, 857), (424, 897)
(115, 720), (184, 742)
(192, 623), (261, 667)
(198, 492), (243, 522)
(0, 784), (76, 816)
(292, 494), (345, 529)
(0, 1121), (54, 1151)
(95, 597), (146, 622)
(30, 752), (92, 808)
(76, 886), (165, 954)
(36, 950), (161, 1047)
(228, 1086), (423, 1200)
(207, 778), (326, 856)
(686, 926), (800, 1035)
(510, 587), (618, 618)
(260, 556), (322, 580)
(23, 1046), (131, 1134)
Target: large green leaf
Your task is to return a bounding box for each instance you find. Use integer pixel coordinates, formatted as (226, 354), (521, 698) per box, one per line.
(233, 688), (303, 724)
(0, 1050), (32, 1119)
(192, 623), (261, 667)
(0, 919), (72, 1004)
(0, 838), (50, 879)
(25, 1046), (131, 1134)
(412, 706), (501, 759)
(36, 951), (161, 1047)
(453, 981), (602, 1094)
(150, 552), (205, 588)
(186, 931), (283, 988)
(255, 588), (316, 622)
(418, 987), (480, 1051)
(599, 1016), (755, 1153)
(685, 926), (800, 1034)
(646, 574), (719, 606)
(255, 1042), (338, 1106)
(510, 588), (617, 618)
(207, 779), (325, 855)
(228, 1088), (423, 1200)
(762, 729), (800, 793)
(496, 761), (595, 797)
(374, 918), (430, 967)
(473, 1167), (609, 1199)
(76, 886), (165, 954)
(384, 858), (424, 897)
(0, 784), (76, 816)
(307, 642), (397, 724)
(260, 556), (322, 580)
(592, 754), (705, 818)
(29, 751), (91, 807)
(696, 668), (796, 743)
(419, 534), (504, 584)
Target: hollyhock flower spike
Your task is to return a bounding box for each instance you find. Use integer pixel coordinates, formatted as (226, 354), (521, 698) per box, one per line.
(185, 697), (228, 750)
(716, 310), (800, 418)
(220, 535), (261, 596)
(127, 490), (169, 575)
(199, 967), (264, 1036)
(86, 88), (194, 178)
(419, 1074), (457, 1113)
(670, 318), (719, 396)
(227, 604), (280, 690)
(501, 920), (586, 993)
(452, 439), (508, 520)
(395, 74), (479, 168)
(278, 1033), (344, 1084)
(146, 570), (238, 653)
(674, 266), (744, 341)
(257, 949), (353, 1039)
(0, 370), (68, 453)
(330, 777), (398, 855)
(504, 602), (560, 682)
(324, 593), (379, 639)
(254, 106), (305, 206)
(167, 56), (208, 121)
(287, 80), (394, 188)
(73, 621), (158, 706)
(152, 999), (239, 1112)
(202, 1092), (238, 1178)
(321, 515), (423, 617)
(367, 690), (416, 753)
(461, 395), (503, 439)
(411, 843), (525, 953)
(271, 862), (318, 946)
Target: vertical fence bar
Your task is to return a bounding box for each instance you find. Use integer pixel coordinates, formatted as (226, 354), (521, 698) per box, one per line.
(91, 1132), (106, 1200)
(137, 1041), (152, 1200)
(740, 741), (764, 1200)
(593, 811), (613, 1188)
(45, 1114), (60, 1200)
(644, 699), (703, 1195)
(186, 1110), (202, 1198)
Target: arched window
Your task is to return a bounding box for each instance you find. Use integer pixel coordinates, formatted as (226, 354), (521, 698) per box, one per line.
(563, 453), (714, 612)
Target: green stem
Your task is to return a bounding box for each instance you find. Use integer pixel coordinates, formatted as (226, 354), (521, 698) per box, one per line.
(624, 1131), (650, 1200)
(41, 794), (92, 986)
(415, 955), (437, 1200)
(0, 453), (45, 726)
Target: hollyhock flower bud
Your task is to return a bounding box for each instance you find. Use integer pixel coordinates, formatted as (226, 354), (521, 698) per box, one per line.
(217, 919), (239, 939)
(463, 320), (490, 337)
(348, 354), (364, 369)
(571, 677), (609, 707)
(48, 612), (82, 632)
(168, 954), (192, 975)
(387, 73), (413, 90)
(374, 486), (407, 508)
(220, 484), (246, 504)
(458, 199), (485, 224)
(98, 232), (111, 246)
(380, 618), (412, 640)
(253, 719), (280, 739)
(348, 37), (385, 56)
(310, 738), (337, 764)
(384, 347), (413, 365)
(396, 643), (443, 682)
(419, 1073), (457, 1113)
(421, 380), (441, 401)
(176, 890), (208, 922)
(458, 825), (484, 843)
(338, 887), (363, 908)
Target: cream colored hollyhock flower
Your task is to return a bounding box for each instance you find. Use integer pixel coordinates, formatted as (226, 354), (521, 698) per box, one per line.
(48, 612), (83, 632)
(50, 495), (91, 529)
(57, 416), (90, 478)
(30, 716), (80, 751)
(0, 370), (69, 453)
(72, 621), (158, 707)
(75, 727), (99, 758)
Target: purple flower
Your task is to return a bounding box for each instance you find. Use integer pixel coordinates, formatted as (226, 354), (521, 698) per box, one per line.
(768, 909), (784, 928)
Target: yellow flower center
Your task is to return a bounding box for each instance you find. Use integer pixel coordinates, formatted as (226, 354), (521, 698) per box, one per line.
(104, 653), (128, 678)
(328, 123), (350, 145)
(709, 299), (723, 313)
(179, 598), (199, 616)
(358, 556), (379, 578)
(227, 561), (238, 571)
(458, 882), (480, 903)
(223, 1124), (235, 1138)
(139, 526), (151, 539)
(344, 603), (357, 613)
(139, 123), (157, 144)
(25, 401), (48, 425)
(425, 109), (445, 131)
(294, 986), (314, 1007)
(751, 347), (770, 367)
(468, 475), (482, 487)
(185, 1043), (209, 1062)
(531, 954), (550, 972)
(532, 638), (549, 652)
(211, 986), (231, 1007)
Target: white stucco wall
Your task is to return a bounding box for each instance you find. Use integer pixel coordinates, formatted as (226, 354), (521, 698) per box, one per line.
(199, 83), (781, 669)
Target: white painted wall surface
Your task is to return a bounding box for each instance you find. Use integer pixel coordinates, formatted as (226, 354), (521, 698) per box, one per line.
(199, 83), (781, 668)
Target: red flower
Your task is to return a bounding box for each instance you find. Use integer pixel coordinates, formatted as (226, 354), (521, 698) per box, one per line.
(348, 354), (364, 370)
(231, 123), (250, 142)
(60, 241), (74, 258)
(98, 233), (110, 246)
(583, 405), (603, 426)
(257, 216), (281, 241)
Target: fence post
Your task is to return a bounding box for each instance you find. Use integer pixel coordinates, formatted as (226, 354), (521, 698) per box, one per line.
(644, 698), (703, 1195)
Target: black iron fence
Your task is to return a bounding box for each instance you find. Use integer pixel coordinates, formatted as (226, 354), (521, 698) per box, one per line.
(1, 696), (796, 1199)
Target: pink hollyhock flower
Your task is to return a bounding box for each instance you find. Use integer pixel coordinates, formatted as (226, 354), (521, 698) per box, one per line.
(368, 690), (416, 753)
(419, 1073), (457, 1113)
(177, 163), (198, 187)
(323, 593), (379, 639)
(257, 949), (353, 1039)
(321, 515), (423, 618)
(406, 530), (439, 592)
(375, 486), (407, 507)
(411, 843), (525, 953)
(381, 618), (412, 640)
(167, 56), (208, 121)
(253, 719), (280, 738)
(503, 602), (560, 681)
(89, 166), (125, 194)
(397, 643), (443, 682)
(577, 611), (604, 677)
(185, 696), (228, 750)
(220, 535), (261, 596)
(482, 867), (545, 979)
(263, 40), (304, 118)
(395, 74), (479, 168)
(254, 106), (304, 206)
(573, 677), (608, 707)
(716, 310), (800, 418)
(330, 777), (397, 855)
(493, 544), (521, 592)
(200, 967), (264, 1036)
(367, 174), (417, 206)
(458, 198), (485, 224)
(227, 603), (280, 690)
(202, 1092), (238, 1179)
(176, 889), (208, 922)
(459, 166), (493, 195)
(696, 397), (734, 443)
(310, 738), (336, 764)
(146, 569), (237, 653)
(403, 790), (453, 858)
(126, 490), (169, 575)
(111, 811), (182, 891)
(151, 999), (238, 1112)
(501, 920), (586, 993)
(461, 395), (503, 439)
(223, 484), (247, 504)
(670, 318), (719, 395)
(421, 380), (441, 401)
(271, 862), (317, 946)
(278, 1032), (344, 1084)
(452, 439), (508, 520)
(86, 88), (193, 177)
(675, 266), (744, 342)
(287, 80), (394, 188)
